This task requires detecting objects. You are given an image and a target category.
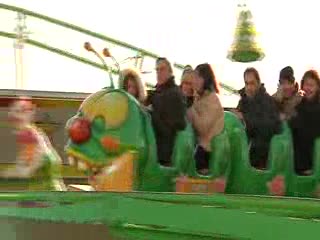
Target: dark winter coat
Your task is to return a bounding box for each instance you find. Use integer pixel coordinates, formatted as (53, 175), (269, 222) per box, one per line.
(289, 96), (320, 174)
(237, 84), (282, 168)
(150, 76), (187, 165)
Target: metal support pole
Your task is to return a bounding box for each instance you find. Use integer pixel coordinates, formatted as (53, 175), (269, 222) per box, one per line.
(13, 12), (30, 89)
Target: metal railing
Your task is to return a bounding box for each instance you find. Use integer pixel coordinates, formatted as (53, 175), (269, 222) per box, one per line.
(0, 3), (238, 94)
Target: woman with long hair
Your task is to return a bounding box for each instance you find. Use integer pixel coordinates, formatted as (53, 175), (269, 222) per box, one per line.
(289, 69), (320, 175)
(119, 68), (146, 104)
(187, 63), (224, 175)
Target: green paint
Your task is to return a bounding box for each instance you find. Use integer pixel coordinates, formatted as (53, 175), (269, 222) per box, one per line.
(65, 89), (231, 192)
(1, 192), (320, 239)
(66, 89), (320, 197)
(2, 89), (320, 238)
(2, 4), (320, 238)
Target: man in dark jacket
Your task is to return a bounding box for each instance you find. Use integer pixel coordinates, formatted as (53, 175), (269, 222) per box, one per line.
(233, 67), (281, 169)
(149, 58), (187, 166)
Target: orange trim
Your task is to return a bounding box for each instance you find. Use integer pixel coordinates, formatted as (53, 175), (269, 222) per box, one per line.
(176, 177), (216, 193)
(92, 152), (137, 192)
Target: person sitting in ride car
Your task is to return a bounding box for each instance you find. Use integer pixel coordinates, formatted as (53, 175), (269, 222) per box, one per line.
(187, 63), (224, 175)
(180, 65), (195, 108)
(119, 68), (146, 104)
(232, 67), (281, 170)
(289, 70), (320, 175)
(272, 66), (302, 121)
(148, 58), (187, 166)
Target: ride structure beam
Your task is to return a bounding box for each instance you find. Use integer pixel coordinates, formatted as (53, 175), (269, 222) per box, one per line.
(0, 31), (118, 75)
(0, 3), (238, 94)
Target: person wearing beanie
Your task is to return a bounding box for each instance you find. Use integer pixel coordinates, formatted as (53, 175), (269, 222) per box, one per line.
(272, 66), (302, 120)
(187, 63), (224, 175)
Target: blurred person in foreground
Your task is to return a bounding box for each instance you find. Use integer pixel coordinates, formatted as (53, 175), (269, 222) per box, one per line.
(1, 97), (66, 191)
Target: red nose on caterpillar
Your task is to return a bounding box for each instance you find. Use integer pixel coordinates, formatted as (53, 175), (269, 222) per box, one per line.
(100, 136), (120, 152)
(68, 118), (91, 144)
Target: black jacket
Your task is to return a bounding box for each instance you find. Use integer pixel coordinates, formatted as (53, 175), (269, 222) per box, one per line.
(184, 96), (194, 109)
(237, 84), (281, 166)
(289, 96), (320, 173)
(151, 76), (187, 137)
(237, 84), (282, 139)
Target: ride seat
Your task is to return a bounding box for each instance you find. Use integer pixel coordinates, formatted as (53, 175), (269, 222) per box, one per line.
(224, 111), (292, 196)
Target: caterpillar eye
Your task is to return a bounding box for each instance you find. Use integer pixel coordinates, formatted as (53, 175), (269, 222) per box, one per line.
(80, 90), (108, 119)
(81, 91), (129, 129)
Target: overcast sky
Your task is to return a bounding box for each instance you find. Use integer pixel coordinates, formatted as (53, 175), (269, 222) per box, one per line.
(0, 0), (319, 93)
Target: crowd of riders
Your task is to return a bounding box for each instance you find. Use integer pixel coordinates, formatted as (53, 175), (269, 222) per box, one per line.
(119, 58), (320, 176)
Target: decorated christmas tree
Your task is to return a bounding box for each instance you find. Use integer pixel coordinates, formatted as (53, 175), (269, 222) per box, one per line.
(227, 3), (265, 63)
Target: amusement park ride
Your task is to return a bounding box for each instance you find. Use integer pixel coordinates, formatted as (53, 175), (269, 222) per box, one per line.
(1, 3), (320, 240)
